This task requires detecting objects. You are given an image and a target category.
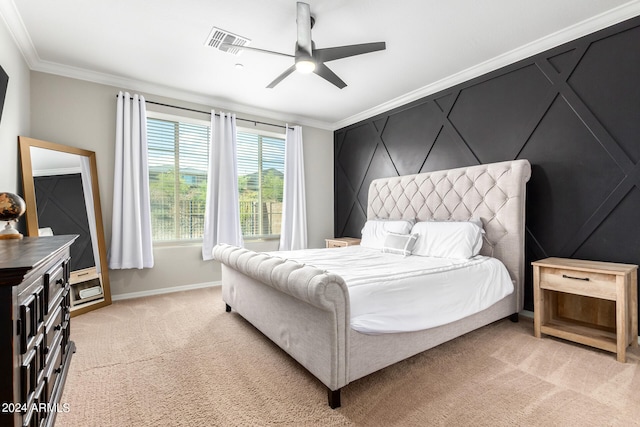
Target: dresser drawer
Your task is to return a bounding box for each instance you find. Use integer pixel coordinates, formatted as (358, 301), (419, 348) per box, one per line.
(21, 348), (38, 406)
(43, 306), (63, 364)
(33, 333), (45, 375)
(44, 262), (67, 315)
(22, 398), (38, 427)
(539, 267), (618, 301)
(34, 382), (46, 427)
(44, 343), (63, 404)
(19, 284), (44, 355)
(62, 318), (71, 356)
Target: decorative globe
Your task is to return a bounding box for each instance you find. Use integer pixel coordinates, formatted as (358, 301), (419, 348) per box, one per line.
(0, 192), (26, 239)
(0, 192), (26, 221)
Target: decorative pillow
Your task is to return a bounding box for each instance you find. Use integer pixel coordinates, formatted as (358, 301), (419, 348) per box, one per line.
(411, 220), (484, 259)
(381, 232), (419, 256)
(360, 219), (414, 249)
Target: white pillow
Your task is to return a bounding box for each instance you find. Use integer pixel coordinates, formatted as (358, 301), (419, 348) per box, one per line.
(411, 220), (484, 259)
(381, 232), (419, 256)
(360, 219), (414, 249)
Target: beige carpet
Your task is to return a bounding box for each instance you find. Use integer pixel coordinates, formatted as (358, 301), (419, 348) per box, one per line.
(57, 286), (640, 427)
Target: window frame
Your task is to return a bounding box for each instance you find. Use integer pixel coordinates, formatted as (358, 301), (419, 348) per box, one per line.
(236, 126), (286, 241)
(145, 111), (286, 245)
(146, 111), (211, 245)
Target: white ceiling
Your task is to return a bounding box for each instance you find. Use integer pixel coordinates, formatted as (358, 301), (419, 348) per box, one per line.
(2, 0), (640, 130)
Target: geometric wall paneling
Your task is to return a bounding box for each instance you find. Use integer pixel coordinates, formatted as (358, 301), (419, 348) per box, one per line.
(568, 25), (640, 164)
(573, 187), (640, 264)
(523, 236), (541, 311)
(336, 159), (368, 239)
(536, 54), (634, 176)
(335, 15), (640, 326)
(434, 92), (456, 113)
(419, 126), (478, 173)
(342, 205), (368, 240)
(334, 165), (358, 236)
(373, 118), (387, 133)
(357, 143), (398, 210)
(334, 129), (347, 161)
(547, 48), (578, 74)
(381, 102), (441, 176)
(336, 123), (379, 192)
(518, 95), (625, 256)
(449, 64), (554, 164)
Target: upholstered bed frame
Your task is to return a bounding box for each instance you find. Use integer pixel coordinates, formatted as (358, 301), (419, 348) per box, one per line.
(213, 159), (531, 408)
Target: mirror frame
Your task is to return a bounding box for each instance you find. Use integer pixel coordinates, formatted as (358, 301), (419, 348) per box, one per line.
(19, 136), (112, 316)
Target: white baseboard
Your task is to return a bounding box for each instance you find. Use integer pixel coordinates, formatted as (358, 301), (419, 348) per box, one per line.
(111, 281), (221, 301)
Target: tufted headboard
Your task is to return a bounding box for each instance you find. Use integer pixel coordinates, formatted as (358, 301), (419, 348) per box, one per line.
(367, 160), (531, 307)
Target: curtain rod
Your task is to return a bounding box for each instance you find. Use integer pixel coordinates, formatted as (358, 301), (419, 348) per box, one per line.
(119, 95), (292, 130)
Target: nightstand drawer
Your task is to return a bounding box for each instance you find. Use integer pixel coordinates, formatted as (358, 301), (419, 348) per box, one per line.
(325, 237), (361, 248)
(539, 267), (617, 300)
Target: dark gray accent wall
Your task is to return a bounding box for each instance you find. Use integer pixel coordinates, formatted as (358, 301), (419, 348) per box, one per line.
(334, 16), (640, 316)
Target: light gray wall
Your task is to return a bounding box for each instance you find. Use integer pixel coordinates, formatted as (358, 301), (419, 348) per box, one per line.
(0, 18), (30, 195)
(29, 72), (334, 297)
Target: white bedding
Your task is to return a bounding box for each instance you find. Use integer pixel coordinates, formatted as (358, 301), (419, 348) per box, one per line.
(270, 246), (514, 334)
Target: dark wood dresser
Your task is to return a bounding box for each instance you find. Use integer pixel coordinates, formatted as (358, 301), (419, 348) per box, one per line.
(0, 235), (77, 427)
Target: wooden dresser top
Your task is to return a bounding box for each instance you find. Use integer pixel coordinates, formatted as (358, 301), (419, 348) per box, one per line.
(0, 235), (77, 286)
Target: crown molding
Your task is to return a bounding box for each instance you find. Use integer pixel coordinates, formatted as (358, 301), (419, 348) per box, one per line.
(29, 60), (335, 131)
(32, 59), (335, 130)
(0, 1), (334, 131)
(0, 0), (40, 67)
(3, 0), (640, 132)
(332, 1), (640, 130)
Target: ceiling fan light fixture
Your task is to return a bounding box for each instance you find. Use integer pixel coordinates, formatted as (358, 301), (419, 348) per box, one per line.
(295, 58), (316, 74)
(230, 2), (385, 88)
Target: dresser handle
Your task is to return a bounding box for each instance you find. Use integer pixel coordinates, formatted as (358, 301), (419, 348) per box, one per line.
(562, 274), (589, 281)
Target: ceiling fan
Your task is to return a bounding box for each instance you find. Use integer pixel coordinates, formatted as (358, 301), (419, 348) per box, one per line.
(222, 2), (386, 89)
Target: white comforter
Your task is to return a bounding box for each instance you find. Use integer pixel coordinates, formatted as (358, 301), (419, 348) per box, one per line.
(270, 246), (514, 334)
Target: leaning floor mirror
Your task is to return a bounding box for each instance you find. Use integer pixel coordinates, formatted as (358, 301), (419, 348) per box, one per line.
(19, 136), (112, 316)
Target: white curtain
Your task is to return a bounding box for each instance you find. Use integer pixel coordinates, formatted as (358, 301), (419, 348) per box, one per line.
(109, 91), (154, 269)
(80, 156), (101, 275)
(202, 111), (243, 260)
(279, 125), (307, 251)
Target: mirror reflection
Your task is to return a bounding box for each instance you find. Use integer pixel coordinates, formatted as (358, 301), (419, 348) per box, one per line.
(19, 136), (112, 316)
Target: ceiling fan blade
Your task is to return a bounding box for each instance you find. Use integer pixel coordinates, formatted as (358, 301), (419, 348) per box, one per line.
(314, 63), (347, 89)
(220, 43), (294, 58)
(296, 2), (313, 56)
(266, 64), (297, 88)
(314, 42), (386, 62)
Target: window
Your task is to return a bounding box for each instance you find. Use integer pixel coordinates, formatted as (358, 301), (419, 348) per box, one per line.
(146, 114), (285, 242)
(147, 117), (210, 241)
(236, 131), (285, 238)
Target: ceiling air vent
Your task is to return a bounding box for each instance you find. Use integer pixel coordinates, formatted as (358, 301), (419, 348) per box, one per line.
(204, 27), (250, 55)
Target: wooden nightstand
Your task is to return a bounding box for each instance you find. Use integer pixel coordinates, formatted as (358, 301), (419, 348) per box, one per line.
(532, 257), (638, 362)
(325, 237), (361, 248)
